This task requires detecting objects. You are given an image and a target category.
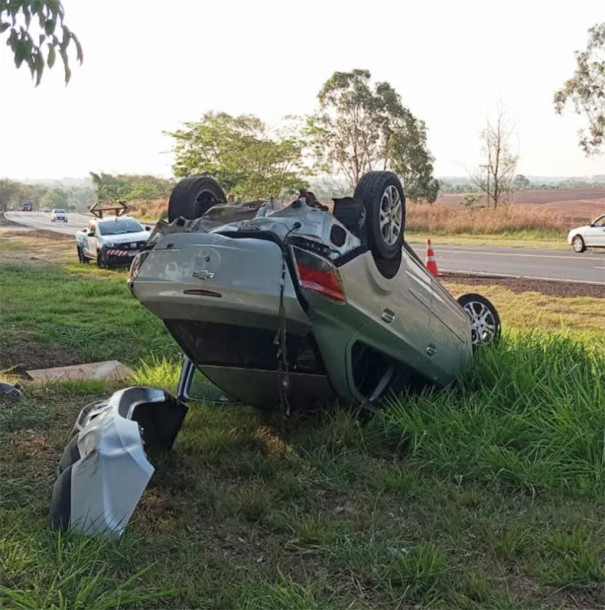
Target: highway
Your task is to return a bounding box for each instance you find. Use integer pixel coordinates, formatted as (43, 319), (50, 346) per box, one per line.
(4, 211), (605, 284)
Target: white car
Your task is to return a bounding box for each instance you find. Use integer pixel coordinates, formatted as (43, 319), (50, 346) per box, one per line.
(50, 208), (68, 222)
(567, 213), (605, 253)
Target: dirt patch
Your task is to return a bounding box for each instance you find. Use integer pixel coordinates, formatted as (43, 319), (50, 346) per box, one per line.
(436, 188), (605, 225)
(0, 334), (85, 376)
(0, 231), (73, 265)
(441, 272), (605, 298)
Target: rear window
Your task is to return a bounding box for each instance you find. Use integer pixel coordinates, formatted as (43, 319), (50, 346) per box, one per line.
(98, 218), (144, 235)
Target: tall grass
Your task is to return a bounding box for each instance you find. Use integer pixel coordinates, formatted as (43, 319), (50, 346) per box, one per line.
(381, 332), (605, 496)
(407, 203), (567, 235)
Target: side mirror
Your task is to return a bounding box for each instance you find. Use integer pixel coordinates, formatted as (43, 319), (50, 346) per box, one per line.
(87, 231), (95, 237)
(145, 226), (151, 231)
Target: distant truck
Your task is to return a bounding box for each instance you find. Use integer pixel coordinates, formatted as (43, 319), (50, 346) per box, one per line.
(20, 201), (33, 211)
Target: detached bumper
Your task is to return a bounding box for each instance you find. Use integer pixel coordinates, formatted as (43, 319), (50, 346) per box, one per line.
(49, 387), (187, 536)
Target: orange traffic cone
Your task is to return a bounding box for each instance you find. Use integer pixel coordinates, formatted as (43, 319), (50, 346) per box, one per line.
(425, 239), (439, 276)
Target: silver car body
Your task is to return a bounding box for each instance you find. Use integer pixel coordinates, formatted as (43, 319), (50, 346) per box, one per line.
(567, 213), (605, 251)
(130, 199), (473, 410)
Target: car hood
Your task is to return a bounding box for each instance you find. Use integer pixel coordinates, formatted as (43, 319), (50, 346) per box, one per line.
(101, 230), (150, 244)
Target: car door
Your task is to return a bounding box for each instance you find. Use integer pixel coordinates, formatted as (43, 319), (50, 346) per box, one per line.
(84, 222), (98, 257)
(584, 214), (605, 246)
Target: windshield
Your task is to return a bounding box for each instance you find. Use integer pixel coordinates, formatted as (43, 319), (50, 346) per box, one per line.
(98, 218), (144, 236)
(54, 209), (66, 214)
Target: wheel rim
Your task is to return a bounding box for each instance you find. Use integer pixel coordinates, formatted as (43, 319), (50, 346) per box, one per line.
(462, 300), (498, 346)
(379, 185), (403, 246)
(573, 237), (583, 252)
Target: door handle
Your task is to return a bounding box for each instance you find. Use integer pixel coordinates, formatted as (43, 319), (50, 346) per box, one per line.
(381, 309), (395, 324)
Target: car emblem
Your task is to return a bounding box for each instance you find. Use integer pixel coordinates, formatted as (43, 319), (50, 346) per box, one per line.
(193, 270), (215, 280)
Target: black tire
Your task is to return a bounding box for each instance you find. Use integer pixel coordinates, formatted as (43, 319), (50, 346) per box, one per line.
(571, 235), (586, 253)
(77, 246), (89, 264)
(97, 249), (109, 269)
(457, 293), (501, 349)
(354, 171), (406, 260)
(168, 175), (227, 223)
(49, 464), (72, 531)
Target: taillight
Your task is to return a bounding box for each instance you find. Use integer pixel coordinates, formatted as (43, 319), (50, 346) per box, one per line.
(292, 247), (345, 303)
(127, 251), (149, 293)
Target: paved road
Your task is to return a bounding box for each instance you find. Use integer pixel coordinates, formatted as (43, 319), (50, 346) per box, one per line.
(5, 211), (91, 235)
(409, 242), (605, 285)
(4, 212), (605, 284)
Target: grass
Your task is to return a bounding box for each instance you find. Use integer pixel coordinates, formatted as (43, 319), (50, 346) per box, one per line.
(0, 233), (604, 608)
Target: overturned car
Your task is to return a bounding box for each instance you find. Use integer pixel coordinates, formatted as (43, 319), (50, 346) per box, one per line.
(129, 171), (500, 411)
(50, 171), (500, 535)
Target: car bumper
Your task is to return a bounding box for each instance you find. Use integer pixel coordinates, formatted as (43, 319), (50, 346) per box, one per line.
(49, 387), (187, 536)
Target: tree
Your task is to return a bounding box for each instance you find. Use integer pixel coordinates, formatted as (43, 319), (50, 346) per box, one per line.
(513, 174), (531, 190)
(305, 69), (439, 202)
(471, 108), (518, 208)
(168, 112), (307, 200)
(90, 173), (173, 205)
(1, 0), (82, 85)
(0, 178), (21, 211)
(554, 23), (605, 155)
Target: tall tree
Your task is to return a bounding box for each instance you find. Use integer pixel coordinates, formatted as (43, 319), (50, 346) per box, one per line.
(90, 173), (173, 204)
(554, 22), (605, 155)
(0, 178), (21, 212)
(471, 108), (518, 208)
(305, 69), (439, 202)
(168, 112), (307, 200)
(1, 0), (82, 85)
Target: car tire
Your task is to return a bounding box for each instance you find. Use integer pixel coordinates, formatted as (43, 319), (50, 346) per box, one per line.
(97, 250), (110, 269)
(77, 246), (89, 264)
(48, 463), (72, 531)
(168, 175), (227, 223)
(354, 171), (406, 260)
(457, 293), (501, 349)
(571, 235), (586, 253)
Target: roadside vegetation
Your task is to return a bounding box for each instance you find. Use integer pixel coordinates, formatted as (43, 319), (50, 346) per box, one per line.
(1, 232), (603, 609)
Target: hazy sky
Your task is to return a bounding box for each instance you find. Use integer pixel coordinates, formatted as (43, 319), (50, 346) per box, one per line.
(1, 0), (604, 181)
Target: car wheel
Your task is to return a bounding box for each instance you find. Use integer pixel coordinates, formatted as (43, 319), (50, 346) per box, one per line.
(168, 175), (227, 223)
(457, 293), (501, 348)
(571, 235), (586, 253)
(77, 247), (89, 264)
(48, 463), (72, 531)
(354, 171), (406, 260)
(97, 250), (108, 269)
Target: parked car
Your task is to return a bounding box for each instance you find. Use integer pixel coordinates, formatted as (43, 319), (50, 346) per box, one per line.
(76, 215), (152, 268)
(51, 171), (502, 537)
(50, 208), (68, 222)
(567, 213), (605, 252)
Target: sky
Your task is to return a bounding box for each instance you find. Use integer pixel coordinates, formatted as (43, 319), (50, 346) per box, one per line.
(1, 0), (604, 182)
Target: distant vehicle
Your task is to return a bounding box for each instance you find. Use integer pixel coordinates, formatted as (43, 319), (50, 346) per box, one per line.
(50, 208), (68, 222)
(567, 213), (605, 253)
(43, 206), (50, 213)
(20, 201), (33, 212)
(76, 214), (152, 268)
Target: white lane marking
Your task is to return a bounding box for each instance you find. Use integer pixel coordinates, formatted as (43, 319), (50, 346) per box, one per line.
(437, 249), (586, 261)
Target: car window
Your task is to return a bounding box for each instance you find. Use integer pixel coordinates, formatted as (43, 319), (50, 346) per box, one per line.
(593, 215), (605, 228)
(98, 218), (144, 236)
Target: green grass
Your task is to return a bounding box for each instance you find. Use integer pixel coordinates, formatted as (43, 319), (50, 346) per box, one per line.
(1, 237), (604, 608)
(406, 230), (567, 249)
